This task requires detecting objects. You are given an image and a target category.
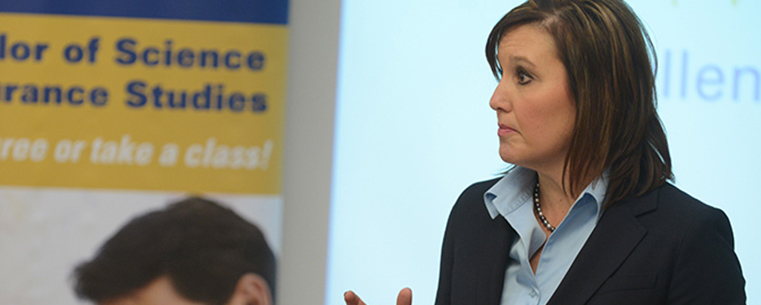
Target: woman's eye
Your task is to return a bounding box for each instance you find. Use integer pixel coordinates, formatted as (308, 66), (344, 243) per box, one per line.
(517, 71), (532, 85)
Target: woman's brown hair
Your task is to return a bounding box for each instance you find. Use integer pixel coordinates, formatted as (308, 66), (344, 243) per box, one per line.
(486, 0), (673, 207)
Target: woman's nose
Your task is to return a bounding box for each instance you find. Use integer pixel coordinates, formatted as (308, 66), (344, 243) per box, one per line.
(489, 80), (510, 112)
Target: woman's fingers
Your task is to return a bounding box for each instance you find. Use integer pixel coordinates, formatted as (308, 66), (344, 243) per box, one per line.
(396, 288), (412, 305)
(344, 290), (367, 305)
(343, 288), (412, 305)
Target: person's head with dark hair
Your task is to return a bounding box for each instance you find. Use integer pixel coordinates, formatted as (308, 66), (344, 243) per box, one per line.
(486, 0), (672, 207)
(73, 197), (276, 305)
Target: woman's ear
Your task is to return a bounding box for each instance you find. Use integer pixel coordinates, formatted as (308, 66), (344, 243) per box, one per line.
(226, 273), (273, 305)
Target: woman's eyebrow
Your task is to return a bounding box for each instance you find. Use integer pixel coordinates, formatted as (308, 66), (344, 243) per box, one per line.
(509, 55), (536, 68)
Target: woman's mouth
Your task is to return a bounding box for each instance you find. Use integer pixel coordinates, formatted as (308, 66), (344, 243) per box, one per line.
(498, 124), (516, 136)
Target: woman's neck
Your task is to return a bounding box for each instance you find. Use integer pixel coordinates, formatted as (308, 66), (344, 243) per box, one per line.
(536, 173), (574, 209)
(534, 168), (594, 210)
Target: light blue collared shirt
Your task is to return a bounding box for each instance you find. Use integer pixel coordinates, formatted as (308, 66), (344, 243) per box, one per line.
(484, 167), (608, 305)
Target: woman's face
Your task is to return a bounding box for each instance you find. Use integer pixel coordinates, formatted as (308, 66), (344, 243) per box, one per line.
(489, 24), (576, 173)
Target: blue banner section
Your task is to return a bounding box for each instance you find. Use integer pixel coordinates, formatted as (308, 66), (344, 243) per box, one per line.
(0, 0), (288, 25)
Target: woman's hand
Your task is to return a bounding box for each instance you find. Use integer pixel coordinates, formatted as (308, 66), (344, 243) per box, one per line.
(344, 288), (412, 305)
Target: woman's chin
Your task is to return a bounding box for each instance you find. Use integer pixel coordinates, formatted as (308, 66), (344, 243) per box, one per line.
(498, 151), (517, 165)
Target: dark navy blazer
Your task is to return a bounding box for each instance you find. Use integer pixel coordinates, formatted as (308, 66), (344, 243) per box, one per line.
(434, 179), (746, 305)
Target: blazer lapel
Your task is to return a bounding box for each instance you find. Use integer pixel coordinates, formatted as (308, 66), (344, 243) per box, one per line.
(476, 215), (516, 305)
(547, 190), (658, 305)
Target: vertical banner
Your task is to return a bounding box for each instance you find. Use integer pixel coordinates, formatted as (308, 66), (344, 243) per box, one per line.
(0, 1), (287, 304)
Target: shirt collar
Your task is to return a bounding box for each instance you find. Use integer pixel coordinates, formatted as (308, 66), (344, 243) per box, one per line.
(484, 166), (609, 220)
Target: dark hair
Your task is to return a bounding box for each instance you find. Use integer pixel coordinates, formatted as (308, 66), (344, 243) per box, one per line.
(486, 0), (673, 206)
(73, 197), (276, 305)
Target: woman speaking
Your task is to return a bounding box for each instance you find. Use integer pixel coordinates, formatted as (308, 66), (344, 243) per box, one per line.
(345, 0), (746, 304)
